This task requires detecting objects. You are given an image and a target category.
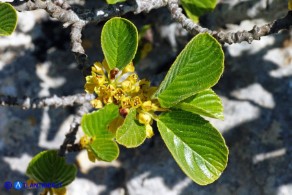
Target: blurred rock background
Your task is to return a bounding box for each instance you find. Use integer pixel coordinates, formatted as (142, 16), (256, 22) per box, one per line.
(0, 0), (291, 194)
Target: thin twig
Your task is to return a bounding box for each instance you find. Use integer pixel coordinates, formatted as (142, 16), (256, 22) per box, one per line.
(167, 0), (292, 44)
(0, 93), (94, 109)
(13, 0), (138, 74)
(58, 102), (92, 156)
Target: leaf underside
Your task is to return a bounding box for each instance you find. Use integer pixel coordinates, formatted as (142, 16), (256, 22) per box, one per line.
(26, 150), (77, 186)
(0, 3), (18, 36)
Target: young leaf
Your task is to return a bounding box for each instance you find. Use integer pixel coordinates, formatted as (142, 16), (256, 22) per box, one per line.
(81, 103), (119, 138)
(174, 89), (224, 120)
(157, 109), (228, 185)
(26, 150), (77, 186)
(153, 33), (224, 108)
(116, 108), (146, 148)
(101, 17), (138, 70)
(0, 3), (18, 36)
(106, 0), (126, 4)
(181, 0), (217, 23)
(89, 138), (119, 162)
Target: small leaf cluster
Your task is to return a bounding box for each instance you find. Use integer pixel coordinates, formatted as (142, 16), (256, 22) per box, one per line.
(81, 17), (229, 185)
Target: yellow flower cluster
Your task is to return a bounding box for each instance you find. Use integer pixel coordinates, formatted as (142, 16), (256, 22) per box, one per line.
(85, 60), (163, 138)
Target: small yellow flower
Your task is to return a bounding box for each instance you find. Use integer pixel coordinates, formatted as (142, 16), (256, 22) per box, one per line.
(90, 98), (103, 109)
(121, 80), (132, 92)
(80, 136), (91, 148)
(138, 112), (152, 125)
(121, 97), (131, 108)
(96, 85), (107, 97)
(141, 101), (152, 112)
(114, 88), (125, 101)
(92, 62), (104, 74)
(146, 124), (154, 138)
(131, 96), (142, 108)
(131, 85), (140, 93)
(122, 62), (135, 73)
(126, 73), (138, 84)
(103, 95), (113, 104)
(106, 84), (116, 96)
(84, 76), (98, 93)
(84, 59), (166, 137)
(96, 75), (106, 86)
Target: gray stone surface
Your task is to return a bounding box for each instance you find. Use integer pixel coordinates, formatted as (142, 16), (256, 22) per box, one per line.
(0, 0), (291, 195)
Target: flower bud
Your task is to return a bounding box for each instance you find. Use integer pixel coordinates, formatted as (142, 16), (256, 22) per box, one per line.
(87, 150), (96, 163)
(119, 107), (129, 117)
(138, 112), (152, 125)
(142, 101), (152, 112)
(122, 62), (135, 73)
(146, 124), (154, 138)
(110, 68), (120, 80)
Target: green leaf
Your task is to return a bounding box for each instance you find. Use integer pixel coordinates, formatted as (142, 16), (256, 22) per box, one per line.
(81, 103), (119, 138)
(116, 108), (146, 148)
(153, 33), (224, 108)
(181, 0), (217, 23)
(89, 138), (119, 162)
(26, 150), (77, 186)
(0, 3), (18, 36)
(157, 109), (228, 185)
(175, 89), (224, 120)
(106, 0), (126, 4)
(81, 104), (120, 162)
(101, 17), (138, 70)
